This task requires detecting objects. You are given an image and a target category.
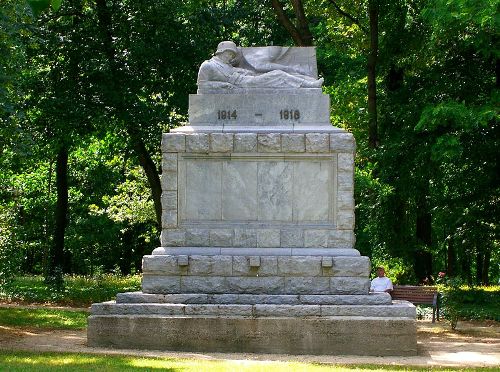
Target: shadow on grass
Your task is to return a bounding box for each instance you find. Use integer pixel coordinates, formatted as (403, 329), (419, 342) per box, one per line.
(0, 308), (88, 330)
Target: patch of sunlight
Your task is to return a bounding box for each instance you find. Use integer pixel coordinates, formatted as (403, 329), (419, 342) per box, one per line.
(6, 355), (99, 366)
(127, 357), (178, 369)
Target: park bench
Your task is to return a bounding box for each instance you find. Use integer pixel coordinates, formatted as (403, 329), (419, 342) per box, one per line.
(392, 285), (440, 322)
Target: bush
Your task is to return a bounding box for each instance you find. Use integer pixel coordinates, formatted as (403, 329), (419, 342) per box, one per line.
(439, 284), (500, 328)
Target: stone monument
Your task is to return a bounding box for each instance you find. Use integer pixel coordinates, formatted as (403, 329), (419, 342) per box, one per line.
(87, 41), (417, 356)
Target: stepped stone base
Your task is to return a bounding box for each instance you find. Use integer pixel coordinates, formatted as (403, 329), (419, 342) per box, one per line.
(87, 314), (417, 356)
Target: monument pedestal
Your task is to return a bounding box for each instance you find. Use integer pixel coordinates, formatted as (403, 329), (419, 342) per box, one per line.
(88, 44), (416, 356)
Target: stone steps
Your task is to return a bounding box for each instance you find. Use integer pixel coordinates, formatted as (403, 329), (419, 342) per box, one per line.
(116, 291), (393, 305)
(91, 301), (415, 318)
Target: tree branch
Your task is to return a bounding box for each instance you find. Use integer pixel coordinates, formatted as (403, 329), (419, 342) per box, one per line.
(327, 0), (368, 34)
(270, 0), (304, 46)
(291, 0), (313, 46)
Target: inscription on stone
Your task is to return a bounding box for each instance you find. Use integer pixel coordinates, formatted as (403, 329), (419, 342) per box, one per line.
(279, 109), (300, 121)
(217, 110), (238, 120)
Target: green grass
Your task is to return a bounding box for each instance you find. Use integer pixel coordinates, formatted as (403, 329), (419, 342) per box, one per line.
(0, 351), (495, 372)
(0, 275), (141, 307)
(0, 307), (88, 329)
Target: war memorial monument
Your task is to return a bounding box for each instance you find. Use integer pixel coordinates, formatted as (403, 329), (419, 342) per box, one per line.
(87, 41), (417, 356)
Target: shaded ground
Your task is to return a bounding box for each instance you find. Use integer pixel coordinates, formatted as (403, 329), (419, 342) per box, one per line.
(0, 318), (498, 367)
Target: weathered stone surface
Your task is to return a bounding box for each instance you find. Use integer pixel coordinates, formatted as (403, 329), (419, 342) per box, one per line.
(277, 256), (322, 276)
(162, 133), (185, 153)
(188, 255), (232, 276)
(161, 171), (177, 191)
(142, 256), (186, 276)
(209, 229), (233, 247)
(337, 211), (355, 230)
(87, 316), (417, 356)
(185, 229), (210, 246)
(222, 162), (258, 220)
(160, 230), (185, 247)
(304, 230), (329, 248)
(328, 230), (354, 248)
(161, 191), (177, 210)
(232, 256), (279, 277)
(330, 277), (370, 294)
(91, 302), (185, 316)
(330, 133), (355, 152)
(337, 171), (354, 192)
(280, 229), (304, 247)
(233, 229), (257, 247)
(184, 304), (253, 316)
(321, 303), (416, 318)
(258, 162), (293, 221)
(186, 133), (209, 152)
(234, 133), (257, 152)
(162, 153), (178, 172)
(293, 161), (331, 221)
(210, 133), (234, 152)
(181, 276), (226, 293)
(226, 277), (284, 294)
(337, 191), (355, 211)
(305, 133), (329, 153)
(183, 161), (222, 220)
(284, 277), (330, 294)
(300, 293), (392, 305)
(338, 153), (354, 172)
(281, 134), (305, 153)
(161, 210), (177, 228)
(331, 256), (371, 277)
(257, 229), (280, 248)
(254, 304), (321, 317)
(257, 133), (281, 152)
(142, 275), (181, 294)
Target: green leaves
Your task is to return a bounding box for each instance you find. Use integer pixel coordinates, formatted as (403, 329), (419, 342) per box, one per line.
(27, 0), (62, 17)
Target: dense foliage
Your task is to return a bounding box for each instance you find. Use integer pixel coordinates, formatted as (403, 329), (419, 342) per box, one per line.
(0, 0), (498, 286)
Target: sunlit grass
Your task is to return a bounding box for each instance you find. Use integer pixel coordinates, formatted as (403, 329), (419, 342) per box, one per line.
(0, 274), (141, 307)
(0, 307), (88, 329)
(1, 351), (496, 372)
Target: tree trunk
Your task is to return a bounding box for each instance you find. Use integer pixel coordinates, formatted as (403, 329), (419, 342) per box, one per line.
(446, 237), (455, 276)
(271, 0), (313, 46)
(95, 0), (162, 227)
(482, 250), (491, 285)
(475, 249), (484, 285)
(367, 0), (379, 148)
(46, 145), (69, 287)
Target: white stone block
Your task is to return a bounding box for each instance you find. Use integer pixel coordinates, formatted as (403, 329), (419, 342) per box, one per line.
(184, 161), (222, 220)
(142, 256), (182, 275)
(330, 277), (370, 294)
(160, 230), (185, 247)
(181, 276), (226, 293)
(162, 133), (185, 153)
(281, 134), (305, 153)
(306, 133), (330, 153)
(254, 304), (321, 317)
(330, 132), (355, 152)
(186, 133), (209, 152)
(338, 153), (354, 172)
(337, 172), (354, 192)
(142, 275), (181, 294)
(209, 229), (233, 247)
(337, 191), (355, 211)
(226, 277), (284, 294)
(210, 133), (233, 152)
(161, 171), (177, 191)
(161, 191), (177, 210)
(234, 133), (257, 152)
(232, 256), (278, 276)
(280, 229), (304, 247)
(184, 304), (253, 316)
(277, 257), (322, 276)
(162, 153), (178, 172)
(188, 255), (232, 276)
(337, 211), (355, 230)
(258, 162), (293, 221)
(234, 229), (257, 247)
(161, 210), (177, 228)
(185, 229), (210, 247)
(304, 230), (329, 248)
(177, 255), (189, 266)
(222, 162), (258, 221)
(258, 133), (281, 152)
(328, 230), (354, 248)
(284, 277), (330, 294)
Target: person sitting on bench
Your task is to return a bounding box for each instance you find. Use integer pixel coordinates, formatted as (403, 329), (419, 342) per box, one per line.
(370, 266), (393, 293)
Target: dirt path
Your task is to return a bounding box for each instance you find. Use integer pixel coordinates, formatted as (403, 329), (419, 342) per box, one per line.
(0, 320), (499, 367)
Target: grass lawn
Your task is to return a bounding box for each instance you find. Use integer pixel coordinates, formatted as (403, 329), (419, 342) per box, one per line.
(0, 275), (141, 307)
(0, 307), (88, 329)
(0, 351), (496, 372)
